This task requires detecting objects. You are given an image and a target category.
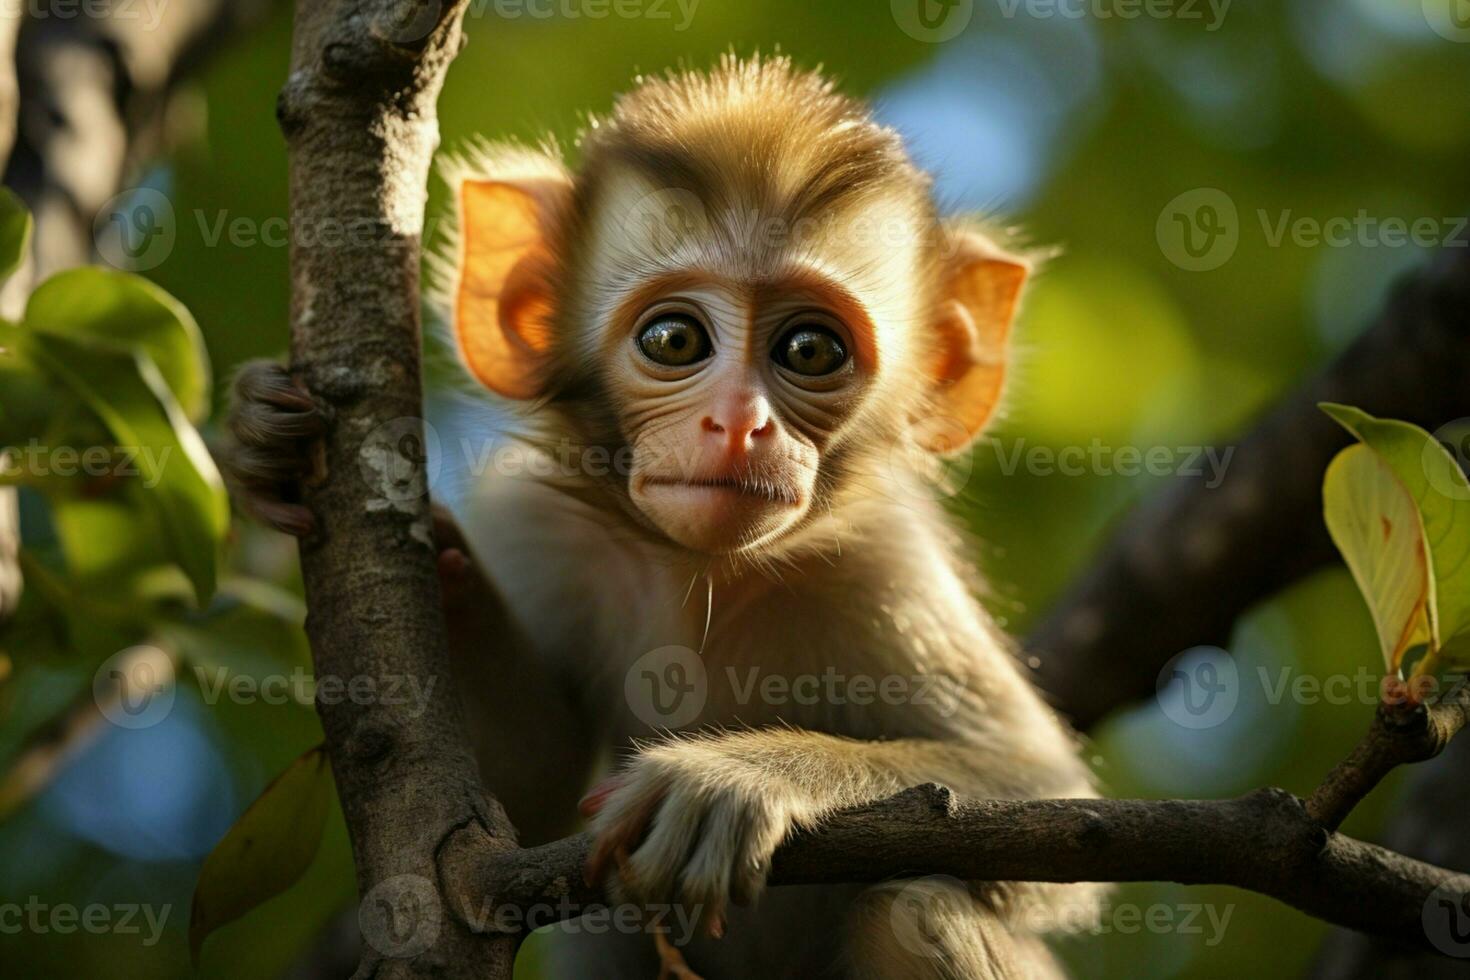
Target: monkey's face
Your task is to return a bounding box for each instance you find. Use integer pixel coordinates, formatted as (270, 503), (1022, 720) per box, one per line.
(606, 282), (872, 554)
(450, 117), (1031, 560)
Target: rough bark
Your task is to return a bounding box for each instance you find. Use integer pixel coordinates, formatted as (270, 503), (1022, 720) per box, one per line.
(1310, 733), (1470, 978)
(278, 3), (517, 977)
(461, 785), (1470, 955)
(1307, 684), (1470, 833)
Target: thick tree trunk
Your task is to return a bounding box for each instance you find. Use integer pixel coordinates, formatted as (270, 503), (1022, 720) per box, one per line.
(277, 3), (517, 977)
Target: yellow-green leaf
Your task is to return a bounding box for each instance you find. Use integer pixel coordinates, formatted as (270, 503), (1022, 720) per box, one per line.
(1323, 443), (1432, 672)
(1322, 403), (1470, 666)
(189, 745), (333, 967)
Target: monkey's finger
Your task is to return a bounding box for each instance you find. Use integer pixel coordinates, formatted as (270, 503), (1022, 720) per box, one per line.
(729, 852), (769, 910)
(229, 396), (325, 448)
(231, 360), (318, 413)
(624, 786), (706, 905)
(248, 498), (317, 538)
(577, 775), (627, 819)
(226, 444), (314, 490)
(586, 786), (664, 887)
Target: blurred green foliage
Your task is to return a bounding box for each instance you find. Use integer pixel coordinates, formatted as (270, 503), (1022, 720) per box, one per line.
(2, 1), (1469, 978)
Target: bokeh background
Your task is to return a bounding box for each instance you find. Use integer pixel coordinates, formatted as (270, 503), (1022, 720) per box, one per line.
(3, 0), (1469, 977)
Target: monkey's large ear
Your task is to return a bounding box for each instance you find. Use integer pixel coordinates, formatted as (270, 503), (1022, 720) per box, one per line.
(455, 176), (568, 399)
(920, 230), (1029, 454)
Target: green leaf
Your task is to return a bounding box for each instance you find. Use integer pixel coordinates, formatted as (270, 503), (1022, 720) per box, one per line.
(21, 332), (228, 604)
(0, 188), (31, 285)
(163, 582), (311, 686)
(24, 267), (211, 421)
(1322, 443), (1432, 672)
(189, 745), (333, 967)
(1321, 403), (1470, 666)
(0, 339), (56, 446)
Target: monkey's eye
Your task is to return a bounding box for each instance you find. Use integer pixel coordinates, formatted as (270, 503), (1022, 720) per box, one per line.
(774, 324), (848, 377)
(637, 313), (712, 368)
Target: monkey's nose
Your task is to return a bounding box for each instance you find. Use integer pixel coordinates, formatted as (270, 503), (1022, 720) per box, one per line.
(701, 402), (774, 454)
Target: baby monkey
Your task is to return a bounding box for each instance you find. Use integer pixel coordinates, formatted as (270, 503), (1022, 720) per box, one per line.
(227, 55), (1100, 979)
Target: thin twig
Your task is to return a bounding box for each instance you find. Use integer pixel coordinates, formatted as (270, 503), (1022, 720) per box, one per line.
(1307, 679), (1470, 832)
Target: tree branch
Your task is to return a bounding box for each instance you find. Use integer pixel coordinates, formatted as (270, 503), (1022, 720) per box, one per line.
(1308, 682), (1470, 833)
(455, 785), (1470, 956)
(278, 2), (518, 978)
(1310, 732), (1470, 978)
(1023, 238), (1470, 730)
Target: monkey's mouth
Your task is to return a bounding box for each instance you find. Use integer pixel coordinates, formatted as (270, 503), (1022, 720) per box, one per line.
(641, 475), (800, 506)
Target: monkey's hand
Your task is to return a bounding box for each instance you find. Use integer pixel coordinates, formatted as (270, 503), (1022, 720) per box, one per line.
(220, 361), (486, 604)
(220, 360), (326, 536)
(582, 731), (897, 937)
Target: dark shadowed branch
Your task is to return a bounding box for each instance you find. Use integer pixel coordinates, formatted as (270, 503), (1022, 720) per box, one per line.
(1023, 238), (1470, 731)
(1307, 682), (1470, 833)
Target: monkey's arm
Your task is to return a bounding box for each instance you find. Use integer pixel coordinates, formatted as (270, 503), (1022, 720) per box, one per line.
(584, 726), (1081, 934)
(222, 360), (600, 838)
